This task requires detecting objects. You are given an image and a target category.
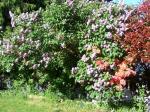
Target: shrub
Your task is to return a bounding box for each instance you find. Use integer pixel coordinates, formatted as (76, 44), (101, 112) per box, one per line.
(0, 4), (72, 89)
(116, 0), (150, 92)
(71, 2), (133, 101)
(121, 0), (150, 63)
(0, 1), (98, 91)
(106, 2), (150, 107)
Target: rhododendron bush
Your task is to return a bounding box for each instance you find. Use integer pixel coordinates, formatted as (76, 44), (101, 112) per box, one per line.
(0, 0), (149, 104)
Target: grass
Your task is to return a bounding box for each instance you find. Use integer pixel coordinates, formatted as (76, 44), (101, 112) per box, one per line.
(0, 89), (145, 112)
(0, 90), (106, 112)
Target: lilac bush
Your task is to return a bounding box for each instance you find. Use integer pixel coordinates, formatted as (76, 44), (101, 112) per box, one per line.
(0, 4), (76, 88)
(0, 1), (99, 90)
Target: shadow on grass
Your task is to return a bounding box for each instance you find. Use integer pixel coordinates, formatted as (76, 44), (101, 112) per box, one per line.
(108, 99), (135, 109)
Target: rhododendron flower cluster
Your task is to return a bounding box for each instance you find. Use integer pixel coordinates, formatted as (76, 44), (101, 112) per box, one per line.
(96, 60), (109, 71)
(109, 61), (136, 91)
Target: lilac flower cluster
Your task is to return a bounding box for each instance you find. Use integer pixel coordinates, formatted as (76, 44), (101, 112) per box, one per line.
(145, 96), (150, 105)
(66, 0), (74, 7)
(12, 29), (41, 50)
(85, 2), (131, 38)
(145, 96), (150, 111)
(1, 9), (52, 71)
(72, 48), (108, 93)
(9, 9), (40, 28)
(9, 11), (15, 28)
(0, 39), (13, 55)
(40, 53), (51, 68)
(14, 9), (41, 26)
(92, 78), (104, 92)
(81, 54), (90, 63)
(87, 64), (96, 76)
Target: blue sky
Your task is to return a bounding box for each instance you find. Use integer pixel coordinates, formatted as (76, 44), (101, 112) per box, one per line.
(113, 0), (143, 5)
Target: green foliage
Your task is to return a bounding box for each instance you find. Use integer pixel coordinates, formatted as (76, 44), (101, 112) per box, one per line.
(0, 1), (93, 90)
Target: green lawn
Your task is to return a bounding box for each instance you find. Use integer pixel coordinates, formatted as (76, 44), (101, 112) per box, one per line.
(0, 90), (106, 112)
(0, 90), (143, 112)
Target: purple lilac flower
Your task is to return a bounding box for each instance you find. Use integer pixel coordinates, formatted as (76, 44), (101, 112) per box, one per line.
(43, 57), (50, 62)
(30, 12), (38, 21)
(87, 64), (94, 75)
(106, 32), (112, 39)
(145, 97), (150, 112)
(106, 24), (113, 29)
(66, 0), (74, 7)
(120, 15), (126, 21)
(2, 40), (13, 54)
(145, 96), (150, 107)
(19, 35), (25, 42)
(81, 54), (89, 63)
(9, 11), (15, 27)
(32, 64), (38, 69)
(124, 10), (134, 22)
(90, 52), (97, 60)
(22, 53), (28, 59)
(87, 68), (94, 75)
(91, 24), (98, 32)
(99, 19), (107, 25)
(92, 78), (104, 92)
(108, 5), (112, 13)
(118, 30), (124, 36)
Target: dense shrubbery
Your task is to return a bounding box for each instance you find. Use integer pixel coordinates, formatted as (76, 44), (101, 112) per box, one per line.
(0, 0), (95, 91)
(72, 2), (130, 101)
(116, 0), (150, 91)
(0, 0), (150, 110)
